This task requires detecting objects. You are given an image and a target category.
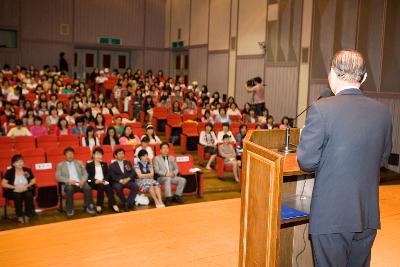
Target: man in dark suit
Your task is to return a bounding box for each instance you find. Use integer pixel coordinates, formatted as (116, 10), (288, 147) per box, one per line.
(109, 148), (138, 211)
(297, 50), (392, 267)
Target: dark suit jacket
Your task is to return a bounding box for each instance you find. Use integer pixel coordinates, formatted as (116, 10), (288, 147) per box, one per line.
(109, 160), (136, 184)
(85, 161), (110, 186)
(297, 88), (392, 235)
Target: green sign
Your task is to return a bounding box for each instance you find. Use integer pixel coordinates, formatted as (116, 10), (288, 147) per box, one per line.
(172, 40), (184, 49)
(111, 38), (121, 45)
(99, 37), (109, 44)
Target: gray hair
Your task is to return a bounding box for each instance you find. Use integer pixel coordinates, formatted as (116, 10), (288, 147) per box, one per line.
(331, 50), (366, 83)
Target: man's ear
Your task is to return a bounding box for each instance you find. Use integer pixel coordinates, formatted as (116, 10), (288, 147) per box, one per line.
(360, 73), (367, 85)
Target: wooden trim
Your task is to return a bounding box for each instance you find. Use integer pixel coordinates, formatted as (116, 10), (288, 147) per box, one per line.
(378, 0), (388, 92)
(208, 49), (230, 54)
(364, 91), (400, 99)
(265, 62), (299, 67)
(236, 54), (265, 60)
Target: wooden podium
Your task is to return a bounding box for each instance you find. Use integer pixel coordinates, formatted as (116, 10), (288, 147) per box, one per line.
(239, 129), (314, 267)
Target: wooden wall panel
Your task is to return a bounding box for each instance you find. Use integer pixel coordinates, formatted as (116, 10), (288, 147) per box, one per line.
(189, 0), (209, 45)
(207, 52), (229, 95)
(20, 41), (74, 68)
(0, 0), (20, 27)
(235, 57), (265, 107)
(144, 49), (167, 73)
(131, 50), (144, 70)
(374, 97), (400, 173)
(170, 0), (190, 45)
(20, 0), (73, 42)
(332, 0), (358, 52)
(145, 0), (166, 48)
(264, 66), (298, 120)
(0, 51), (20, 67)
(189, 46), (208, 86)
(381, 0), (400, 93)
(208, 0), (231, 51)
(74, 0), (145, 46)
(356, 0), (385, 92)
(237, 0), (267, 55)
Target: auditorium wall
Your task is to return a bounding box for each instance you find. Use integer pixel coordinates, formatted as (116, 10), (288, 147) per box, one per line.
(0, 0), (167, 74)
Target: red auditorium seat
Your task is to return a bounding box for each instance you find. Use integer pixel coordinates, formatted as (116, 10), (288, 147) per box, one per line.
(59, 134), (79, 147)
(182, 114), (197, 122)
(73, 146), (91, 163)
(175, 154), (204, 197)
(21, 148), (46, 167)
(151, 107), (169, 131)
(0, 136), (14, 151)
(14, 136), (36, 150)
(215, 143), (238, 179)
(46, 147), (65, 166)
(113, 145), (134, 161)
(95, 145), (113, 163)
(32, 163), (57, 188)
(165, 114), (182, 143)
(37, 135), (58, 149)
(180, 122), (199, 154)
(229, 115), (242, 122)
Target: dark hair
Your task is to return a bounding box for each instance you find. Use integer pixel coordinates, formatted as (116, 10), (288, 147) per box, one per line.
(103, 126), (120, 146)
(57, 118), (68, 129)
(138, 149), (148, 159)
(254, 77), (262, 84)
(281, 116), (289, 124)
(239, 124), (247, 131)
(141, 136), (150, 143)
(95, 113), (105, 126)
(222, 122), (230, 128)
(15, 119), (23, 126)
(160, 142), (169, 149)
(121, 126), (134, 139)
(63, 147), (75, 155)
(114, 147), (125, 156)
(34, 116), (42, 123)
(205, 122), (213, 131)
(223, 134), (231, 140)
(11, 154), (23, 165)
(92, 147), (104, 155)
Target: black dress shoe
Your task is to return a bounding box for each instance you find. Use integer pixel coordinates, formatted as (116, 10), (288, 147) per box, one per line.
(164, 197), (172, 206)
(172, 195), (184, 204)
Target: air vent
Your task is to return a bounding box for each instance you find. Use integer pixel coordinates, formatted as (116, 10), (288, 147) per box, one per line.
(231, 36), (236, 50)
(301, 47), (309, 63)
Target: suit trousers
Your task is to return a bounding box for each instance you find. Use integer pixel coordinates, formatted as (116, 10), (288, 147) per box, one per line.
(158, 176), (187, 197)
(311, 228), (377, 267)
(112, 181), (138, 206)
(64, 184), (93, 213)
(90, 183), (116, 207)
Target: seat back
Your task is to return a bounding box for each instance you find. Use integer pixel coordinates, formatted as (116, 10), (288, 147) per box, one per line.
(182, 114), (197, 122)
(175, 154), (195, 174)
(113, 145), (134, 161)
(32, 163), (57, 187)
(0, 136), (14, 150)
(37, 135), (58, 148)
(14, 136), (36, 150)
(181, 122), (198, 135)
(21, 148), (46, 167)
(59, 134), (79, 147)
(73, 146), (91, 163)
(155, 143), (175, 156)
(167, 114), (182, 126)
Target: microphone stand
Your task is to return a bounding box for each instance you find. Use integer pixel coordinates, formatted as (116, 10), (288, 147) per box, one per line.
(278, 88), (333, 154)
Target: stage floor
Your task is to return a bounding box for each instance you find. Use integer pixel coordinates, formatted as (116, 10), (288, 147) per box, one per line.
(0, 184), (399, 267)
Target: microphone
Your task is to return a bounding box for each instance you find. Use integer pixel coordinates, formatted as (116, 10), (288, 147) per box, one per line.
(278, 88), (332, 154)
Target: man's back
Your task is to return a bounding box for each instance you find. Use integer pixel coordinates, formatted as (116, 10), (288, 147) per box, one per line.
(297, 88), (392, 234)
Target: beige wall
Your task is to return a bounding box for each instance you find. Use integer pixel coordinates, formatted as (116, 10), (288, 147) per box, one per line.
(170, 0), (190, 45)
(208, 0), (231, 51)
(236, 0), (267, 55)
(189, 0), (209, 45)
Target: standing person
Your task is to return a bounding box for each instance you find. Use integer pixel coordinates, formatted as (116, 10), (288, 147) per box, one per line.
(153, 142), (187, 206)
(244, 77), (265, 116)
(59, 52), (69, 73)
(297, 50), (392, 267)
(2, 155), (36, 224)
(55, 147), (96, 218)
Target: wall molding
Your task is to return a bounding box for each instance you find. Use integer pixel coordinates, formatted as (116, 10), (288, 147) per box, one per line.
(208, 49), (230, 54)
(265, 62), (299, 67)
(237, 54), (265, 59)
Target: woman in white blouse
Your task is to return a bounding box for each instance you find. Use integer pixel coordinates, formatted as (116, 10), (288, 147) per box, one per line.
(82, 126), (100, 150)
(199, 123), (218, 170)
(144, 125), (161, 145)
(227, 102), (242, 118)
(217, 123), (236, 144)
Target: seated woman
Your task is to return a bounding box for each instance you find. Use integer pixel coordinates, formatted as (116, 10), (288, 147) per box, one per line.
(135, 149), (165, 208)
(263, 115), (276, 130)
(199, 123), (218, 170)
(227, 102), (242, 118)
(94, 113), (106, 136)
(171, 100), (182, 115)
(143, 95), (154, 122)
(144, 125), (161, 145)
(103, 126), (120, 146)
(2, 155), (36, 223)
(235, 124), (248, 149)
(201, 110), (214, 124)
(71, 116), (87, 137)
(30, 116), (48, 137)
(102, 101), (120, 115)
(135, 136), (154, 160)
(55, 118), (72, 136)
(119, 126), (141, 146)
(245, 109), (258, 123)
(217, 123), (236, 144)
(22, 108), (35, 126)
(215, 107), (230, 124)
(279, 116), (290, 130)
(46, 106), (60, 125)
(81, 126), (100, 149)
(218, 134), (241, 183)
(86, 147), (119, 213)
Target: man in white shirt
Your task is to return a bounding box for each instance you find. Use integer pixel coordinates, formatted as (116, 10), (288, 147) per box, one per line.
(56, 147), (95, 218)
